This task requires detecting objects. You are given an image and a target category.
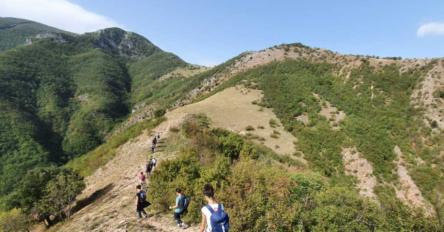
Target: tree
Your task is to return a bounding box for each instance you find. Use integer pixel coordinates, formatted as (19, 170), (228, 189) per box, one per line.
(36, 168), (85, 225)
(0, 208), (31, 232)
(7, 166), (61, 213)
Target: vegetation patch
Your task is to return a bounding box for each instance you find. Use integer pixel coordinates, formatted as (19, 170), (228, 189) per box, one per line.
(149, 115), (440, 231)
(66, 117), (164, 176)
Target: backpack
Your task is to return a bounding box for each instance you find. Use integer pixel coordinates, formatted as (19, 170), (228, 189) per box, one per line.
(138, 190), (146, 202)
(206, 204), (229, 232)
(178, 195), (190, 212)
(138, 191), (151, 208)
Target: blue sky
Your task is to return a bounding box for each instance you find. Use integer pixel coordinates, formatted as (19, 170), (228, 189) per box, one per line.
(2, 0), (443, 65)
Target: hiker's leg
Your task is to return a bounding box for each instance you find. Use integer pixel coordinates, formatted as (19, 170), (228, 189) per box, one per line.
(142, 209), (148, 217)
(137, 210), (142, 218)
(174, 212), (182, 224)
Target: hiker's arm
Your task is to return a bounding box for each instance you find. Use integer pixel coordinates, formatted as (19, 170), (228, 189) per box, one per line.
(199, 212), (206, 232)
(169, 199), (178, 209)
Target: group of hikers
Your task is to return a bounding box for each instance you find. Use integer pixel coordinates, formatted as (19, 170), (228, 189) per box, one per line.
(134, 132), (230, 231)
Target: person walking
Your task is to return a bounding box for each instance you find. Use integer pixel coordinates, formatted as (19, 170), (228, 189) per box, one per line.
(169, 188), (189, 228)
(199, 184), (229, 232)
(152, 136), (157, 147)
(151, 157), (157, 170)
(138, 171), (147, 190)
(135, 185), (149, 219)
(146, 159), (153, 176)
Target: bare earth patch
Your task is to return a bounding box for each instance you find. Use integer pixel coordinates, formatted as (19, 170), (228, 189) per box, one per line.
(167, 86), (301, 158)
(411, 60), (444, 130)
(342, 147), (378, 201)
(313, 93), (346, 130)
(393, 146), (435, 216)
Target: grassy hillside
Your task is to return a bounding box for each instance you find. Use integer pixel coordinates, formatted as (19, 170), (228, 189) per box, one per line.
(0, 17), (69, 52)
(149, 115), (440, 231)
(0, 24), (187, 209)
(206, 57), (444, 225)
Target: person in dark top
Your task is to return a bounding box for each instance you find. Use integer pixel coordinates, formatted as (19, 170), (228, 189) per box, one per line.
(146, 159), (153, 176)
(136, 185), (148, 218)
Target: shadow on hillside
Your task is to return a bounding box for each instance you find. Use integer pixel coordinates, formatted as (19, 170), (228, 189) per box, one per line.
(71, 183), (114, 214)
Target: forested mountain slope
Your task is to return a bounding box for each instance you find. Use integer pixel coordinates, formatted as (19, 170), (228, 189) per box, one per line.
(0, 17), (69, 52)
(0, 19), (188, 208)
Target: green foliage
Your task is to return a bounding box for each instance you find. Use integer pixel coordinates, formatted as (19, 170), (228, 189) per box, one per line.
(149, 117), (440, 231)
(0, 208), (31, 232)
(36, 168), (85, 221)
(153, 108), (166, 118)
(0, 21), (186, 207)
(66, 117), (164, 176)
(5, 166), (61, 213)
(0, 17), (69, 52)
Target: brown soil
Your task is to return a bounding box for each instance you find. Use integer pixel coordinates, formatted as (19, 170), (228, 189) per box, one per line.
(393, 146), (435, 216)
(342, 147), (378, 201)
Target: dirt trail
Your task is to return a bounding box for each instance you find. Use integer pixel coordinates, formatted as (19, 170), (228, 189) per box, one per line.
(53, 114), (199, 232)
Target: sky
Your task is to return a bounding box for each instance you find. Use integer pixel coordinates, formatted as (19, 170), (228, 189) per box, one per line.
(1, 0), (443, 66)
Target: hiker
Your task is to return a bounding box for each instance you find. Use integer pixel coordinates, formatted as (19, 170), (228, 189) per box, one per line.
(138, 171), (146, 189)
(151, 144), (155, 153)
(169, 188), (189, 228)
(157, 132), (161, 140)
(136, 185), (149, 218)
(152, 136), (157, 146)
(151, 157), (157, 169)
(146, 159), (153, 176)
(199, 184), (229, 232)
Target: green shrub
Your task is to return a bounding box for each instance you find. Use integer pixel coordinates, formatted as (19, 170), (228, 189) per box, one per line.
(0, 208), (30, 232)
(154, 108), (166, 118)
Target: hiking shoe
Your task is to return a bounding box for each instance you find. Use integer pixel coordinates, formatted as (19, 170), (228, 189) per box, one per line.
(177, 223), (182, 228)
(181, 223), (189, 229)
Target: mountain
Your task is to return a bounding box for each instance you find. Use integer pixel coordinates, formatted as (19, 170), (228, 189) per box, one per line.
(0, 17), (70, 52)
(60, 44), (444, 231)
(1, 18), (443, 231)
(0, 18), (191, 207)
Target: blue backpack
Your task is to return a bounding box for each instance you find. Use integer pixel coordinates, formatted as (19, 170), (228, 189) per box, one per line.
(206, 204), (229, 232)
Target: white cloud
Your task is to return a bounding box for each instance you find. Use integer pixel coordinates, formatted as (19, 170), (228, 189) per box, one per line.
(0, 0), (121, 33)
(417, 22), (444, 37)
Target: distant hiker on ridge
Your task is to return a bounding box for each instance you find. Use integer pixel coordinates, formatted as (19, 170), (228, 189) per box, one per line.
(135, 185), (149, 219)
(169, 188), (189, 228)
(146, 158), (154, 176)
(199, 184), (229, 232)
(152, 136), (157, 146)
(151, 157), (157, 169)
(138, 171), (146, 189)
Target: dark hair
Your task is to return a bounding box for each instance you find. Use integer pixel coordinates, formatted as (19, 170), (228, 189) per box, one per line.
(203, 183), (214, 198)
(176, 188), (182, 193)
(136, 185), (141, 190)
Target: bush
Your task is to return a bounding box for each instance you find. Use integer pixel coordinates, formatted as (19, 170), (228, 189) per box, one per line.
(36, 168), (85, 223)
(269, 119), (278, 128)
(0, 209), (30, 232)
(154, 108), (166, 118)
(245, 125), (255, 131)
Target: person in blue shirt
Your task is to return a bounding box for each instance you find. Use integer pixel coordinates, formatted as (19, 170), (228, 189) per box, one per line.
(169, 188), (188, 228)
